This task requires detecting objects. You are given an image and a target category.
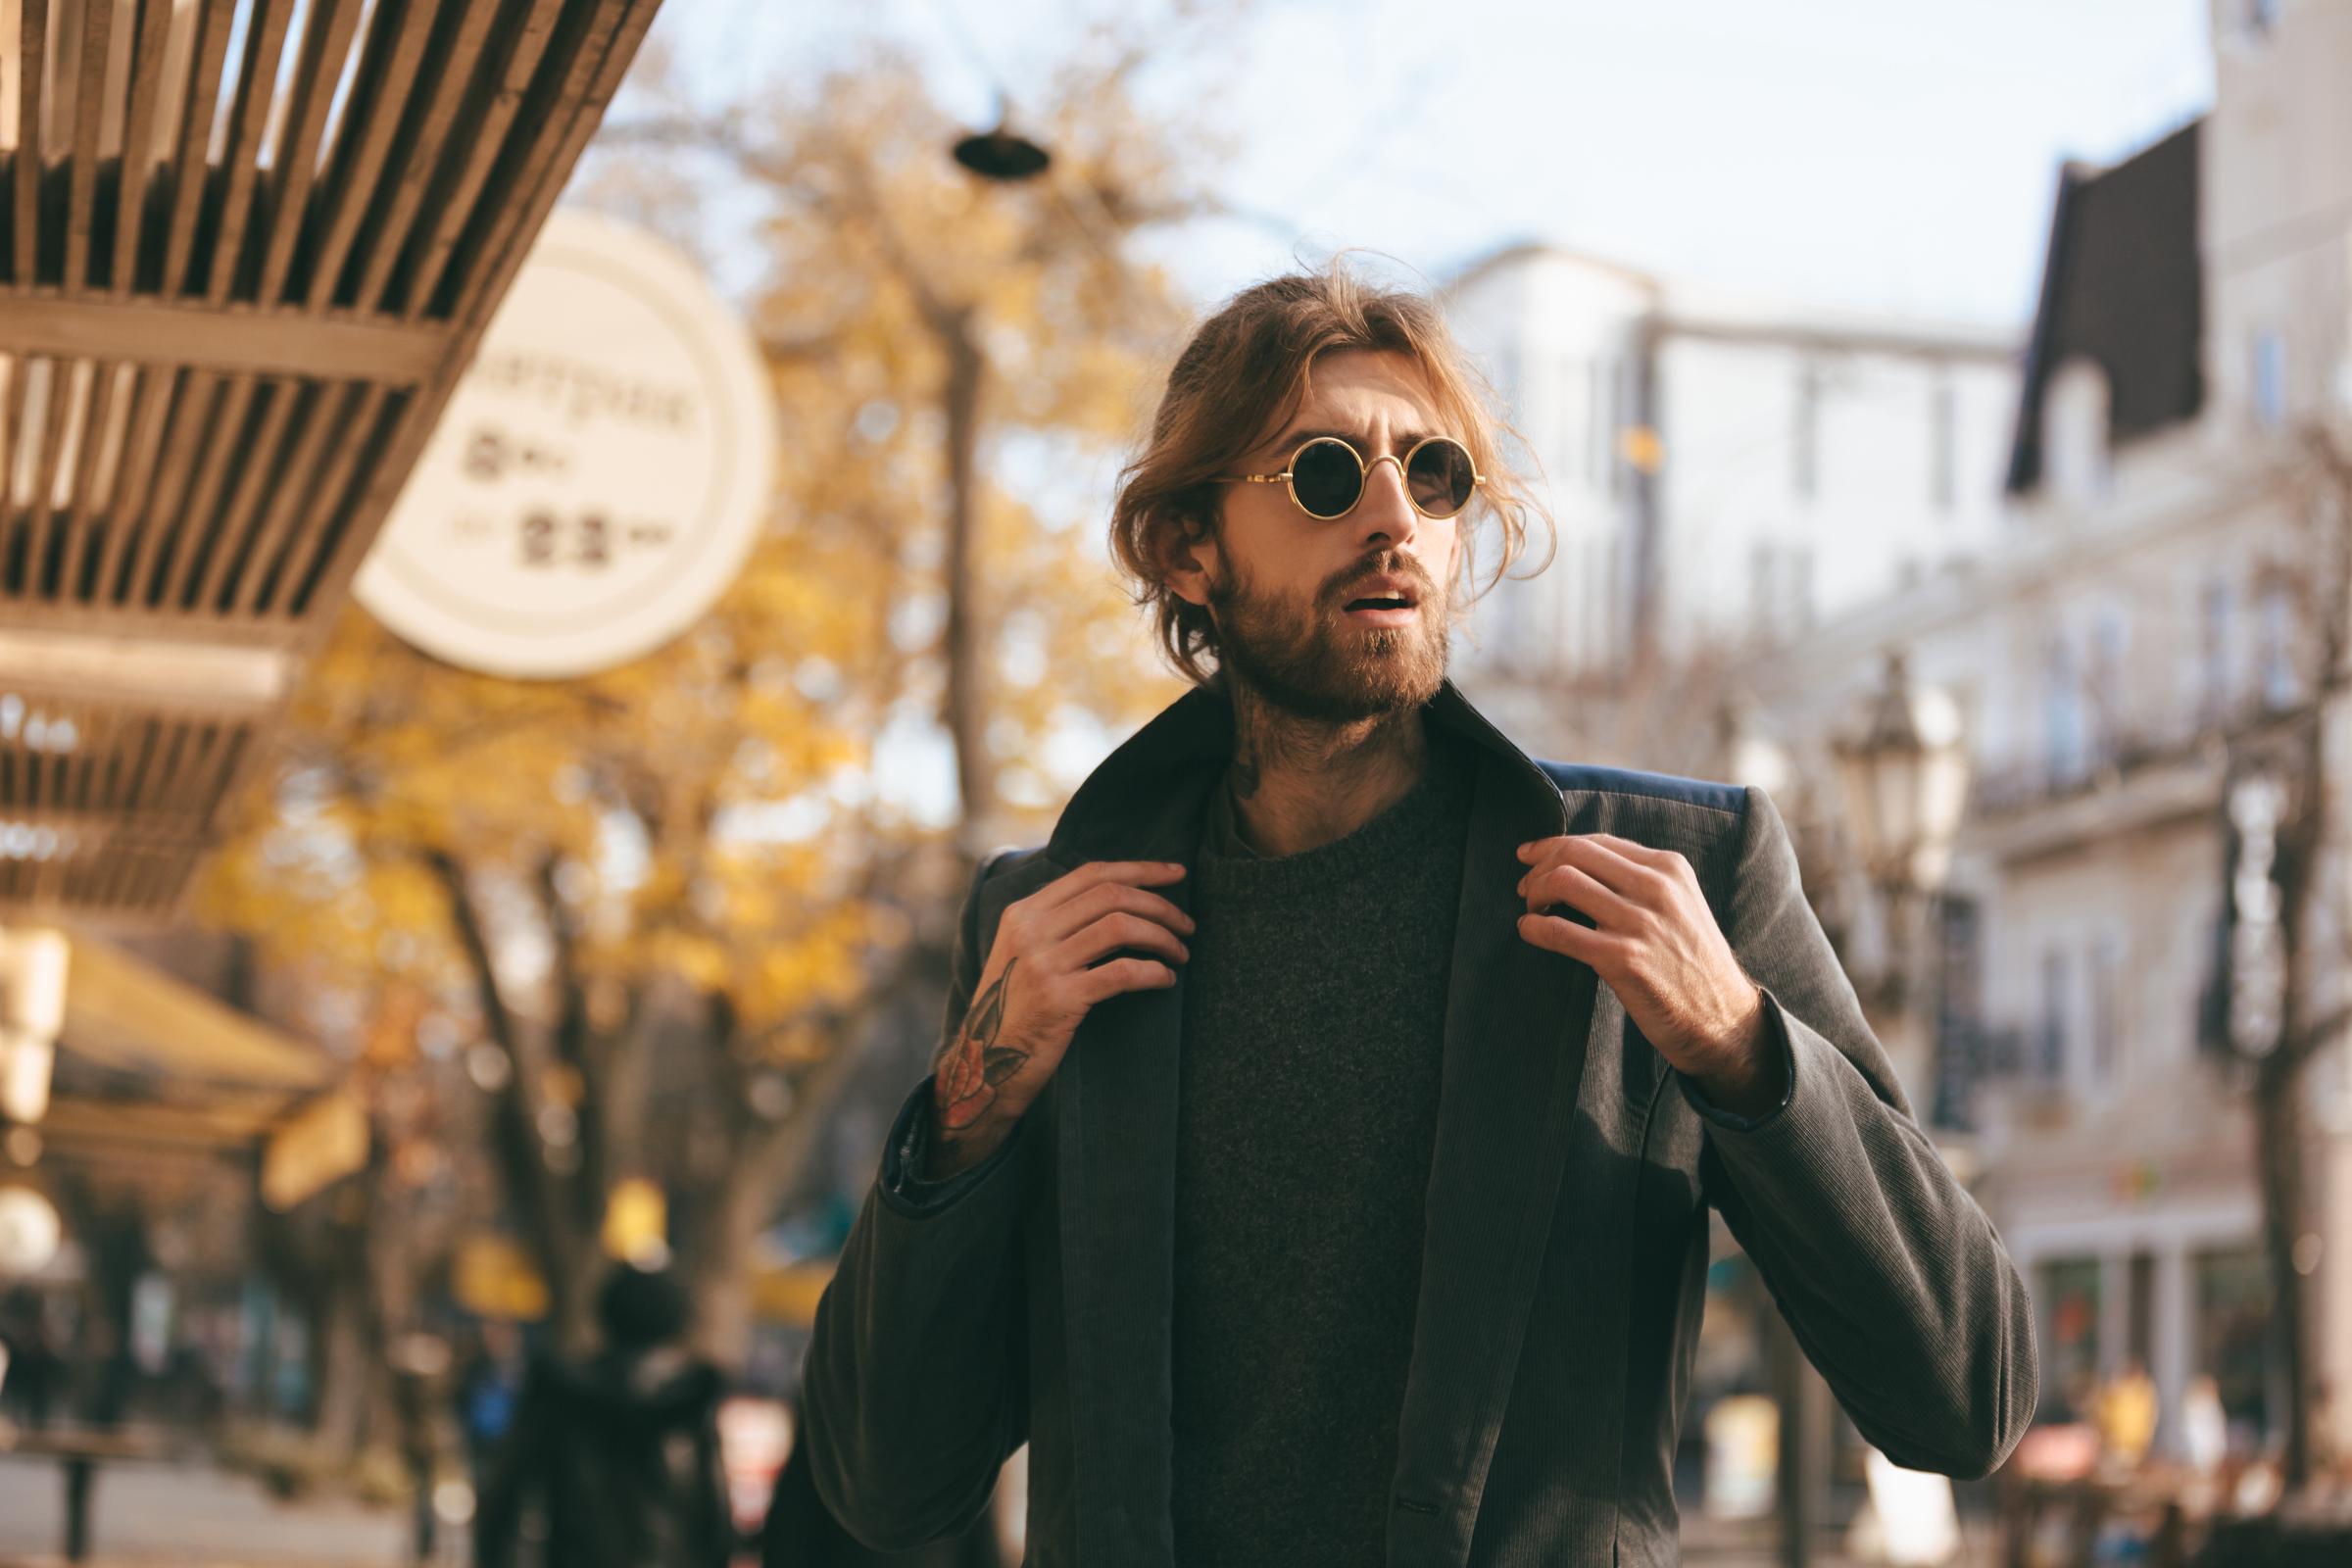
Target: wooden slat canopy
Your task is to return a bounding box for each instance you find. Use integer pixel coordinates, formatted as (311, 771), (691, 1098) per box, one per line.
(0, 0), (663, 922)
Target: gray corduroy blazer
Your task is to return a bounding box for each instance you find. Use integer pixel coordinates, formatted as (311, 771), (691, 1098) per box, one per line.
(801, 678), (2036, 1567)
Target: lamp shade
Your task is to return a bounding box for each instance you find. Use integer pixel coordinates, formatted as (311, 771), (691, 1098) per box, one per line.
(952, 125), (1052, 181)
(1835, 655), (1967, 891)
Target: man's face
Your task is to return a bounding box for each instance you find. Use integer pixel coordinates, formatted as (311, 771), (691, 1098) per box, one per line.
(1173, 349), (1462, 722)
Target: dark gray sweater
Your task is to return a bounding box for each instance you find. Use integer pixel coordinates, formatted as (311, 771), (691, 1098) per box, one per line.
(1168, 737), (1474, 1566)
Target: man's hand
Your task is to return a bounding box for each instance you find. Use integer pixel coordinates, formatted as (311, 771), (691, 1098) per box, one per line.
(1512, 833), (1784, 1118)
(926, 859), (1193, 1177)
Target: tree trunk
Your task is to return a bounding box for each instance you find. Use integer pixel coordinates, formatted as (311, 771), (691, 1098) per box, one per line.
(430, 851), (599, 1353)
(685, 1018), (877, 1367)
(940, 310), (993, 857)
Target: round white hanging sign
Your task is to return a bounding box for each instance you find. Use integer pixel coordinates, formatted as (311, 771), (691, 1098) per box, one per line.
(355, 210), (776, 678)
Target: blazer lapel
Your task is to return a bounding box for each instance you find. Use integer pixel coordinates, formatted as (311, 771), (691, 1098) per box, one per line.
(1041, 691), (1229, 1568)
(1387, 736), (1601, 1566)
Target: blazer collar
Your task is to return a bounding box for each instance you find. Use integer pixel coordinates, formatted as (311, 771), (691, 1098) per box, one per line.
(1043, 675), (1560, 864)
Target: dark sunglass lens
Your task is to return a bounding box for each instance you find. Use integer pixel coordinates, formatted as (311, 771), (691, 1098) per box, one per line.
(1289, 439), (1363, 518)
(1407, 439), (1477, 517)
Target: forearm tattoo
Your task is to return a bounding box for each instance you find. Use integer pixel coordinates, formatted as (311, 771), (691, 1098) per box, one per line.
(934, 958), (1027, 1132)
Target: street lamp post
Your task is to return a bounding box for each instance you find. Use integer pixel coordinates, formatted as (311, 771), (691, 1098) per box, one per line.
(1835, 651), (1969, 906)
(1832, 652), (1970, 1059)
(1768, 653), (1969, 1568)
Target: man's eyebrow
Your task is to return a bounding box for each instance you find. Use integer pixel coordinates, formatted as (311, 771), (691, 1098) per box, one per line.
(1257, 425), (1434, 460)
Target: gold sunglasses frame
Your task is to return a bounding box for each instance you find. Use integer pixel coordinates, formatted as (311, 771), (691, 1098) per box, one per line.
(1216, 434), (1487, 521)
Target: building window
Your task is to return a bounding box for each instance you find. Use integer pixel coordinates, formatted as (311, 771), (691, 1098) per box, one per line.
(2258, 578), (2298, 708)
(1603, 360), (1627, 499)
(2045, 635), (2086, 788)
(1792, 362), (1821, 501)
(2087, 609), (2127, 764)
(1746, 541), (1819, 645)
(2038, 945), (2072, 1084)
(2044, 357), (2112, 504)
(2200, 577), (2234, 725)
(2089, 933), (2123, 1088)
(1589, 359), (1613, 489)
(2253, 330), (2288, 430)
(1930, 374), (1957, 513)
(1493, 347), (1524, 415)
(1558, 356), (1585, 483)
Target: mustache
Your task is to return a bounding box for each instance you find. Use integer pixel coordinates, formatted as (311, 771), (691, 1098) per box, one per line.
(1325, 555), (1440, 606)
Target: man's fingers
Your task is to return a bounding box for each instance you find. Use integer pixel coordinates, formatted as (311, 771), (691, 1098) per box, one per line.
(1030, 859), (1187, 915)
(1038, 878), (1196, 946)
(1518, 835), (1664, 901)
(1574, 832), (1680, 867)
(1519, 862), (1636, 927)
(1072, 956), (1179, 1004)
(1516, 911), (1609, 964)
(1056, 910), (1191, 971)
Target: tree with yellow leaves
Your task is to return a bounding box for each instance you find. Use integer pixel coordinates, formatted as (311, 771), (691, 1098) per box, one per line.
(202, 19), (1224, 1362)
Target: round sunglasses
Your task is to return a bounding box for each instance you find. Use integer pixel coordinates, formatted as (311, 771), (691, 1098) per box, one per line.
(1218, 434), (1485, 521)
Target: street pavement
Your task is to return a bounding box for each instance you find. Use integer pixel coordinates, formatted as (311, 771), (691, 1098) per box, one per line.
(0, 1449), (1987, 1567)
(0, 1455), (408, 1567)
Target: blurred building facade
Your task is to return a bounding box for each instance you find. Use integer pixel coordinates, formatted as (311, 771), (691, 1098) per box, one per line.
(1444, 242), (2018, 752)
(1676, 0), (2352, 1470)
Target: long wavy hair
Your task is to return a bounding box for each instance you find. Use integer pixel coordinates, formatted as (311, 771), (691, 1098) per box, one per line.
(1108, 261), (1551, 686)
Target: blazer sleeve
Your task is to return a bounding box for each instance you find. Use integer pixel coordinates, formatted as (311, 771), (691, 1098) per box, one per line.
(1691, 785), (2038, 1480)
(799, 855), (1034, 1550)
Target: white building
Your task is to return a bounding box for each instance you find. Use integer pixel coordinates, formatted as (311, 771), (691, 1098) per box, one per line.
(1443, 243), (2018, 757)
(1712, 0), (2352, 1465)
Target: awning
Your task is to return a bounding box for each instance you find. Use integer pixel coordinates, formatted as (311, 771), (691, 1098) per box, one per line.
(59, 931), (332, 1092)
(30, 930), (365, 1207)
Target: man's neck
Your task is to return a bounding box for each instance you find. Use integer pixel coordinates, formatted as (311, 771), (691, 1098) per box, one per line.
(1223, 683), (1431, 858)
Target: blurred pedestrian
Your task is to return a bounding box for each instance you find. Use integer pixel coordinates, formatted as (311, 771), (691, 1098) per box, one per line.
(474, 1265), (733, 1568)
(2181, 1374), (2230, 1474)
(390, 1332), (453, 1564)
(0, 1290), (63, 1429)
(455, 1319), (527, 1488)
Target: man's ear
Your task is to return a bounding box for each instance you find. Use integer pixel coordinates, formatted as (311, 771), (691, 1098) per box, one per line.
(1161, 511), (1217, 610)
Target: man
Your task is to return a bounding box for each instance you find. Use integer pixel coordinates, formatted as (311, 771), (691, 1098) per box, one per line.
(475, 1265), (734, 1568)
(802, 267), (2035, 1566)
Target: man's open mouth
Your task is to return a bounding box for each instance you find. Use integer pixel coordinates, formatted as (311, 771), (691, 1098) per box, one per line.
(1341, 576), (1421, 613)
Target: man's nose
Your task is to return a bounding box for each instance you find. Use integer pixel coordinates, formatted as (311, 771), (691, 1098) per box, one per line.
(1353, 454), (1419, 548)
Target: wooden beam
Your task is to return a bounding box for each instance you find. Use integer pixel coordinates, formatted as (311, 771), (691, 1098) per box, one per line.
(0, 620), (296, 710)
(0, 290), (450, 379)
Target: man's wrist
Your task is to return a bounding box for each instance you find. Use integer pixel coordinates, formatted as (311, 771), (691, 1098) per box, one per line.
(1690, 988), (1784, 1119)
(922, 1094), (1018, 1181)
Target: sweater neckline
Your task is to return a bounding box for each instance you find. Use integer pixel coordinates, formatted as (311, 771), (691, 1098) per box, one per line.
(1195, 734), (1473, 899)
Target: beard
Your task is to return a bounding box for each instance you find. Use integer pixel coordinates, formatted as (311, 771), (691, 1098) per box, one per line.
(1205, 553), (1451, 724)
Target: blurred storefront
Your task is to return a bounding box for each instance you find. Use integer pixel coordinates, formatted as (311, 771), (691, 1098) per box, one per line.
(2, 926), (362, 1453)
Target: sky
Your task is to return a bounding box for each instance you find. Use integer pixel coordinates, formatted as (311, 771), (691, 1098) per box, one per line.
(630, 0), (2217, 332)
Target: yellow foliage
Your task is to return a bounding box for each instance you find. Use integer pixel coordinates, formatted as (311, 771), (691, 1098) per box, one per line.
(199, 34), (1202, 1047)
